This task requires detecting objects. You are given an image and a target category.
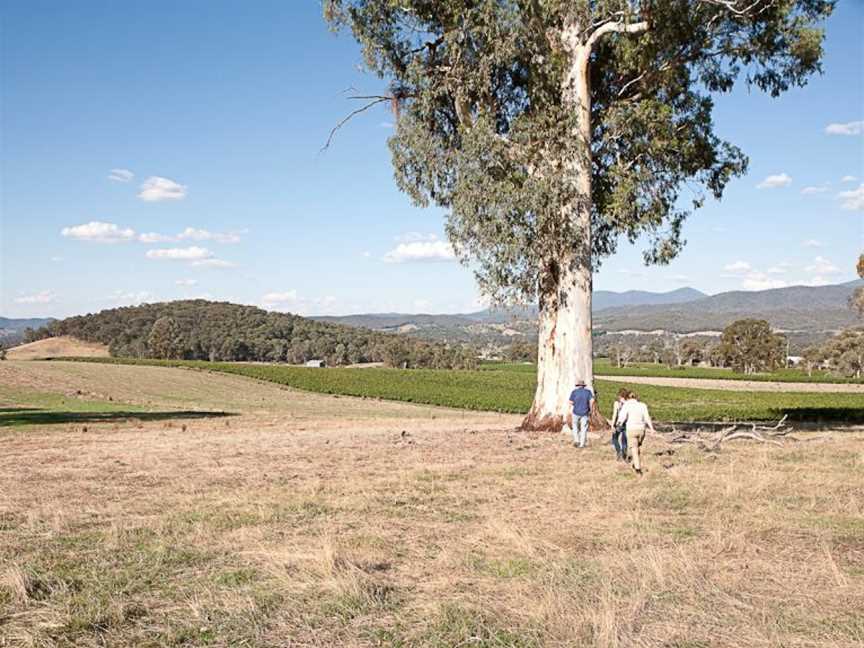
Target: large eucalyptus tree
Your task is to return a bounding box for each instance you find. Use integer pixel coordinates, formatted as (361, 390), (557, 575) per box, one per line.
(324, 0), (834, 430)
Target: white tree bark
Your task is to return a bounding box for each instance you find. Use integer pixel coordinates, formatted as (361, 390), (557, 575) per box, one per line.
(522, 17), (648, 432)
(522, 33), (594, 431)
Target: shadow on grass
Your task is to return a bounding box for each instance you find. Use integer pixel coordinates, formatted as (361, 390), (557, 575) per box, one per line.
(776, 408), (864, 427)
(0, 408), (236, 428)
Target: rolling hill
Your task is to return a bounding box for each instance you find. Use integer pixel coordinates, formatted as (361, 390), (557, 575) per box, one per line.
(18, 300), (476, 368)
(594, 280), (862, 333)
(313, 281), (861, 348)
(314, 287), (708, 336)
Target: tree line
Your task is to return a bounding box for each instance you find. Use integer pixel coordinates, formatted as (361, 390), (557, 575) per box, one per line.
(24, 300), (478, 369)
(602, 317), (863, 380)
(603, 319), (788, 374)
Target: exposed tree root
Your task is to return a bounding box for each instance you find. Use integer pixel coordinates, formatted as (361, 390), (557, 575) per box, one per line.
(519, 413), (566, 432)
(520, 402), (612, 433)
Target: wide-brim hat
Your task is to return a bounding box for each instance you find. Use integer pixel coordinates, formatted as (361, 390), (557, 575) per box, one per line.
(575, 380), (586, 386)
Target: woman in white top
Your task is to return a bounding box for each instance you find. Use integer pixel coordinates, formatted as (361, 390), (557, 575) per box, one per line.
(616, 392), (656, 475)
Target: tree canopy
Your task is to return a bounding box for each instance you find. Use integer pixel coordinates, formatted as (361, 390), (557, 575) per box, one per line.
(718, 318), (786, 374)
(325, 0), (832, 302)
(852, 254), (864, 315)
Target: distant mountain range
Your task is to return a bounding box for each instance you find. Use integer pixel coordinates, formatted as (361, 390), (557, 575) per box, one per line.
(0, 317), (54, 346)
(594, 281), (862, 333)
(313, 281), (862, 347)
(316, 287), (707, 331)
(7, 281), (859, 352)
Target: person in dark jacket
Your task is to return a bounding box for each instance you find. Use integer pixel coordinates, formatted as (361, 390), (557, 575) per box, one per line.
(568, 380), (594, 448)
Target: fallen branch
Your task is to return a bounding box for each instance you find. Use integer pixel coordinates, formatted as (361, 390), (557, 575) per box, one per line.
(655, 416), (802, 452)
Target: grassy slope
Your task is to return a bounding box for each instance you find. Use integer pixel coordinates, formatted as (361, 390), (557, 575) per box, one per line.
(67, 357), (864, 423)
(0, 383), (228, 429)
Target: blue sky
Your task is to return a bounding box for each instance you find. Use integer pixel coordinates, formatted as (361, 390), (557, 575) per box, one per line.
(2, 1), (862, 319)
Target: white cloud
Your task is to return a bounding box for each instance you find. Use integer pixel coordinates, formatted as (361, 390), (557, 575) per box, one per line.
(395, 232), (439, 243)
(61, 221), (136, 243)
(362, 251), (371, 258)
(138, 232), (176, 243)
(50, 256), (63, 263)
(756, 173), (792, 189)
(108, 168), (134, 182)
(841, 175), (857, 183)
(262, 290), (298, 306)
(723, 260), (752, 273)
(177, 227), (241, 244)
(106, 290), (152, 306)
(14, 290), (57, 304)
(175, 279), (198, 287)
(800, 186), (828, 195)
(804, 256), (840, 275)
(190, 258), (237, 269)
(669, 274), (690, 282)
(137, 227), (242, 244)
(138, 176), (187, 202)
(802, 239), (823, 248)
(741, 275), (787, 291)
(766, 265), (789, 275)
(146, 246), (213, 261)
(825, 121), (864, 136)
(837, 184), (864, 211)
(383, 236), (456, 263)
(803, 276), (831, 287)
(261, 291), (339, 315)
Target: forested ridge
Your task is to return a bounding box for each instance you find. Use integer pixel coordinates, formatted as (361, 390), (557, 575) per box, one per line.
(26, 300), (477, 368)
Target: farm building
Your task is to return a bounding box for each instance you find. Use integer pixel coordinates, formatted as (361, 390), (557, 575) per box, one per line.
(304, 359), (325, 368)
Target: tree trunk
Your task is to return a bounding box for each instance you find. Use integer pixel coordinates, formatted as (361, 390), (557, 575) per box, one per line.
(522, 42), (597, 432)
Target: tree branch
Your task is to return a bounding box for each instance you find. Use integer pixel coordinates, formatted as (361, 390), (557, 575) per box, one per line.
(696, 0), (774, 18)
(321, 96), (392, 152)
(586, 20), (649, 51)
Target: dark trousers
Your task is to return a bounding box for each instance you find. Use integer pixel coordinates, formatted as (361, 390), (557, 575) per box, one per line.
(611, 424), (628, 457)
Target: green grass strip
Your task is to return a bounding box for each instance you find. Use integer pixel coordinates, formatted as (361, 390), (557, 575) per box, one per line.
(481, 358), (861, 384)
(63, 357), (864, 424)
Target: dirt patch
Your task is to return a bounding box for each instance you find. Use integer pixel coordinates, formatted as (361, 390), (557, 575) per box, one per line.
(5, 336), (109, 361)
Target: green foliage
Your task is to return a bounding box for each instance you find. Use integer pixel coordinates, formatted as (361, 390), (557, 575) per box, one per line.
(146, 316), (184, 359)
(806, 329), (864, 379)
(717, 319), (786, 374)
(28, 300), (477, 369)
(68, 357), (864, 423)
(505, 340), (537, 362)
(852, 254), (864, 315)
(482, 358), (861, 384)
(325, 0), (832, 301)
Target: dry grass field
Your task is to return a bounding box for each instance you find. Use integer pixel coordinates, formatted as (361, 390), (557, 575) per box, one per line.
(5, 337), (109, 361)
(1, 362), (862, 647)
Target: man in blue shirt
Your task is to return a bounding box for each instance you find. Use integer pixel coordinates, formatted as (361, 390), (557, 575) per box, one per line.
(568, 380), (594, 448)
